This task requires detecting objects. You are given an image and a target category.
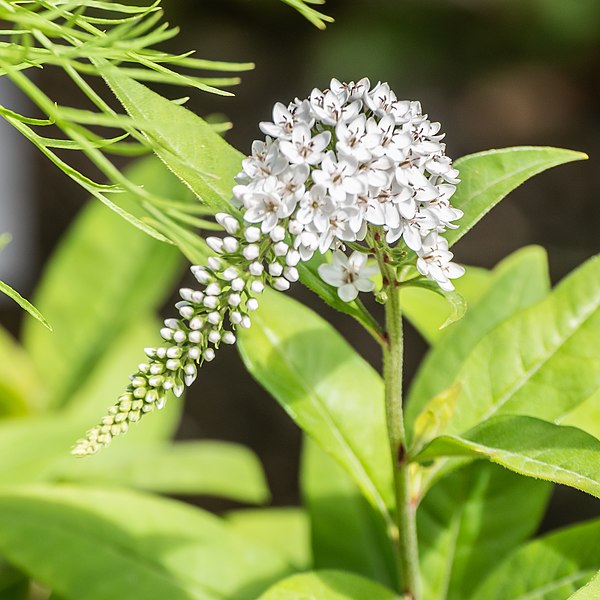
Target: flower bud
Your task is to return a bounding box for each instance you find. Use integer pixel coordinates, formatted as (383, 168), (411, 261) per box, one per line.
(223, 236), (239, 254)
(243, 244), (260, 260)
(206, 237), (224, 254)
(269, 262), (283, 277)
(245, 227), (261, 243)
(272, 277), (290, 291)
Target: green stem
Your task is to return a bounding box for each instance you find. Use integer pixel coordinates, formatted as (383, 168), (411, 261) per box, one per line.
(374, 236), (421, 599)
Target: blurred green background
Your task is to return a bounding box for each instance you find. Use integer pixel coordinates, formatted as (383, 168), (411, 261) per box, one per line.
(1, 0), (599, 523)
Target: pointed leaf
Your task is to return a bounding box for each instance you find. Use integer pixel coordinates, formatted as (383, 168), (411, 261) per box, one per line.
(100, 63), (243, 212)
(440, 254), (600, 438)
(0, 486), (289, 600)
(0, 280), (50, 330)
(406, 246), (550, 437)
(418, 463), (551, 600)
(259, 570), (397, 600)
(448, 147), (587, 247)
(472, 519), (600, 600)
(23, 157), (184, 409)
(237, 289), (394, 523)
(416, 416), (600, 499)
(301, 439), (398, 588)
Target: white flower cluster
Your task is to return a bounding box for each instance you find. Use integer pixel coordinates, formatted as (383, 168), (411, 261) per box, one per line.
(233, 78), (465, 292)
(73, 79), (466, 455)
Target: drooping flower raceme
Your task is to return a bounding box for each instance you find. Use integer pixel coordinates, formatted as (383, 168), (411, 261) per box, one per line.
(72, 78), (464, 455)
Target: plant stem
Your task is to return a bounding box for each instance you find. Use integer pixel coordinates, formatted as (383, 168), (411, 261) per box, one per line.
(379, 254), (421, 599)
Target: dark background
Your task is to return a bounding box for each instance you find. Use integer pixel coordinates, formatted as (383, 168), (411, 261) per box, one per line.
(2, 0), (600, 527)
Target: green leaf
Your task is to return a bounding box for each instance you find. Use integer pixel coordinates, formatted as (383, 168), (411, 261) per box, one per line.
(99, 64), (243, 212)
(52, 441), (270, 504)
(23, 157), (184, 409)
(416, 415), (600, 499)
(0, 280), (51, 330)
(0, 486), (289, 600)
(301, 439), (398, 588)
(472, 518), (600, 600)
(298, 253), (385, 344)
(448, 147), (587, 247)
(0, 326), (41, 418)
(418, 462), (552, 600)
(237, 289), (394, 523)
(438, 253), (600, 439)
(227, 508), (310, 571)
(406, 246), (550, 437)
(259, 570), (397, 600)
(401, 266), (492, 344)
(570, 571), (600, 599)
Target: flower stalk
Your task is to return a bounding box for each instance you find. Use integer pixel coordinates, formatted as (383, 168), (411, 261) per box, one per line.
(378, 242), (421, 599)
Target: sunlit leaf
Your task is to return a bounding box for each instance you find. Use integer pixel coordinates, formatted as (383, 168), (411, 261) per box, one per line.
(418, 462), (551, 600)
(416, 416), (600, 499)
(0, 486), (289, 600)
(238, 289), (394, 524)
(472, 518), (600, 600)
(448, 147), (587, 247)
(406, 246), (550, 437)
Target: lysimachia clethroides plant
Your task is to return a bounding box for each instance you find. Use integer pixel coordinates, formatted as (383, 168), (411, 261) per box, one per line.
(3, 2), (600, 599)
(73, 79), (465, 456)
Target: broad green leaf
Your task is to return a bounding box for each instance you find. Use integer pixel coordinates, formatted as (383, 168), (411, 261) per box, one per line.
(0, 486), (289, 600)
(418, 462), (552, 600)
(300, 439), (398, 588)
(448, 147), (587, 247)
(259, 570), (397, 600)
(0, 280), (50, 330)
(440, 253), (600, 439)
(472, 518), (600, 600)
(416, 416), (600, 499)
(298, 253), (385, 344)
(52, 441), (270, 504)
(401, 266), (492, 344)
(570, 571), (600, 599)
(100, 63), (243, 212)
(23, 157), (184, 409)
(0, 326), (41, 418)
(406, 246), (550, 437)
(237, 289), (394, 522)
(227, 508), (310, 571)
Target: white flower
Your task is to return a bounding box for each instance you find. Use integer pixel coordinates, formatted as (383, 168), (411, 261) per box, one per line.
(312, 151), (365, 203)
(416, 235), (465, 291)
(318, 251), (378, 301)
(335, 115), (371, 162)
(279, 124), (331, 166)
(260, 102), (298, 140)
(296, 184), (334, 226)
